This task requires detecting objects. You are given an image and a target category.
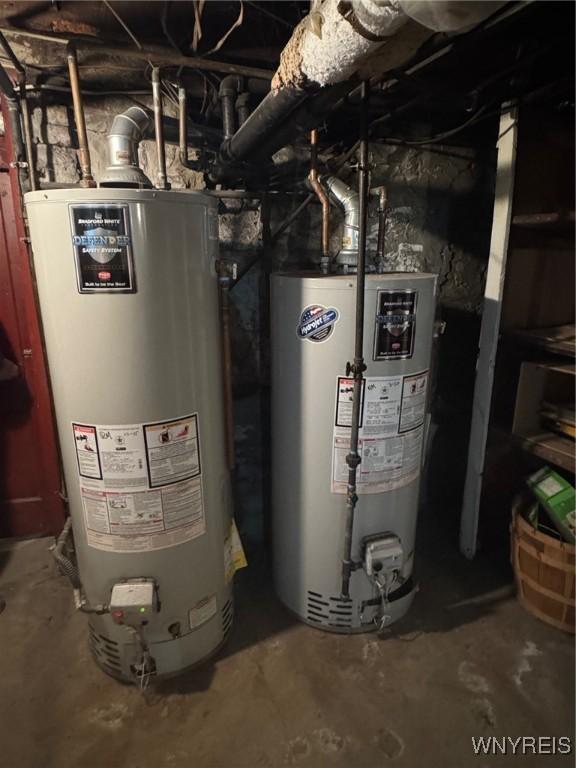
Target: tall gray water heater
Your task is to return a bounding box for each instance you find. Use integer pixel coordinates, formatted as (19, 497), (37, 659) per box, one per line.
(25, 188), (233, 682)
(271, 273), (437, 632)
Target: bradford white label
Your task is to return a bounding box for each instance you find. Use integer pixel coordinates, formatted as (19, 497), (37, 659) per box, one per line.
(373, 290), (417, 360)
(70, 203), (135, 293)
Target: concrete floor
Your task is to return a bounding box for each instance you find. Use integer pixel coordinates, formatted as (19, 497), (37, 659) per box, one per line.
(0, 525), (574, 768)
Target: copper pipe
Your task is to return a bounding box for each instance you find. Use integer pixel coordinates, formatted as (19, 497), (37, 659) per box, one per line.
(218, 278), (236, 470)
(178, 86), (189, 168)
(308, 129), (330, 273)
(152, 67), (168, 189)
(66, 43), (95, 187)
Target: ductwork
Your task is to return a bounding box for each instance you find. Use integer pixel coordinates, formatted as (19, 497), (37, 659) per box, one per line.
(321, 175), (360, 269)
(100, 105), (153, 188)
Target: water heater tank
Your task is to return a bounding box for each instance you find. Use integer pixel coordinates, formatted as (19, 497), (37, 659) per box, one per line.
(271, 273), (437, 632)
(25, 188), (233, 682)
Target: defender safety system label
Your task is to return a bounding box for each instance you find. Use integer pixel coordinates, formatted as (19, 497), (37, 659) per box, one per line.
(373, 290), (417, 360)
(331, 371), (429, 494)
(70, 204), (135, 293)
(72, 415), (205, 552)
(297, 304), (339, 343)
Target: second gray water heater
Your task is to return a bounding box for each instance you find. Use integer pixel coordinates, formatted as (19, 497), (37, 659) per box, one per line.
(271, 272), (437, 632)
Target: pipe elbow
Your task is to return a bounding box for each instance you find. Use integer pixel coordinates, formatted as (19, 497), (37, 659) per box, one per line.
(219, 75), (244, 98)
(321, 175), (359, 226)
(320, 175), (360, 268)
(101, 105), (152, 188)
(108, 105), (151, 145)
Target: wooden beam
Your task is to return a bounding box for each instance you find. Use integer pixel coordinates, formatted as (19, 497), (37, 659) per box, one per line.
(0, 26), (275, 80)
(459, 106), (518, 559)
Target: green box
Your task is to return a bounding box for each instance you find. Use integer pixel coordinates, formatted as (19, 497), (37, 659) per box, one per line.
(527, 467), (576, 544)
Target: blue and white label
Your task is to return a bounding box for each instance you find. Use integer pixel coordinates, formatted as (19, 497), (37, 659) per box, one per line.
(297, 304), (339, 343)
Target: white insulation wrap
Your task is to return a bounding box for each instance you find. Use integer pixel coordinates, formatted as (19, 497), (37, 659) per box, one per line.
(301, 0), (407, 86)
(296, 0), (505, 87)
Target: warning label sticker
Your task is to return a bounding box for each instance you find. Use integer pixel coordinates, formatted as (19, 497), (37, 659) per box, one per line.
(80, 476), (205, 553)
(73, 424), (102, 480)
(335, 377), (366, 428)
(72, 414), (205, 552)
(399, 371), (428, 433)
(331, 371), (429, 494)
(143, 415), (200, 487)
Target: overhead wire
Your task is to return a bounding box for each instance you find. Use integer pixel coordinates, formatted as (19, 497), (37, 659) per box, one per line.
(245, 1), (293, 30)
(102, 0), (154, 69)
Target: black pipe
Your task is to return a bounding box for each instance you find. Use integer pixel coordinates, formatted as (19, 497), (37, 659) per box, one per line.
(216, 86), (308, 172)
(159, 113), (222, 149)
(3, 86), (25, 165)
(375, 186), (387, 273)
(219, 75), (245, 140)
(341, 81), (370, 599)
(215, 80), (358, 182)
(0, 31), (23, 78)
(19, 83), (36, 190)
(236, 92), (251, 126)
(0, 34), (36, 189)
(0, 64), (29, 189)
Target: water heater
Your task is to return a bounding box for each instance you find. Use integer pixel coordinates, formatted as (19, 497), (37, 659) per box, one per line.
(271, 272), (437, 632)
(25, 188), (233, 682)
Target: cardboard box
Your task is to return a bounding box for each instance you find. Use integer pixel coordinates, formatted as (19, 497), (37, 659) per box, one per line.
(527, 467), (576, 544)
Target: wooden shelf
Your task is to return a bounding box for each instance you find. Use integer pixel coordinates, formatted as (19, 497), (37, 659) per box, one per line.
(506, 324), (576, 358)
(512, 211), (575, 231)
(514, 431), (575, 473)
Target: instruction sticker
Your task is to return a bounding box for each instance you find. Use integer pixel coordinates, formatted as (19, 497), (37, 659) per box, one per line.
(70, 204), (135, 293)
(331, 371), (428, 494)
(399, 371), (428, 432)
(373, 290), (417, 360)
(189, 595), (218, 630)
(72, 414), (205, 552)
(297, 304), (339, 343)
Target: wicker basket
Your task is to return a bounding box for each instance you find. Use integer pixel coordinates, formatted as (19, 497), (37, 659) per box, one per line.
(511, 495), (575, 634)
